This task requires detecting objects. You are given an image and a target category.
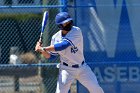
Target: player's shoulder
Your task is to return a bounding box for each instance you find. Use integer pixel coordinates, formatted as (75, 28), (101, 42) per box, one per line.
(71, 26), (82, 34)
(72, 26), (81, 31)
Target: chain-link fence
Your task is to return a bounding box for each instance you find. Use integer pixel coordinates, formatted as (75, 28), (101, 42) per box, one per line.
(1, 0), (140, 93)
(75, 0), (140, 93)
(0, 0), (63, 93)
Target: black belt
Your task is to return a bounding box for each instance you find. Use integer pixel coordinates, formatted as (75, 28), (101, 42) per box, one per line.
(63, 61), (84, 68)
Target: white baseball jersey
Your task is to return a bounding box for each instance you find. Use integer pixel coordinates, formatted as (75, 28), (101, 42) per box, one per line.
(51, 26), (85, 65)
(50, 26), (104, 93)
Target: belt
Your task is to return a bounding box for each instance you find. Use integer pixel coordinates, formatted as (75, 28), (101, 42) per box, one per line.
(63, 61), (84, 68)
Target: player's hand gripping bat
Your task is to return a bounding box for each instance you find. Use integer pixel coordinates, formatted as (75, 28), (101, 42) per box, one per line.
(39, 11), (49, 44)
(35, 11), (48, 52)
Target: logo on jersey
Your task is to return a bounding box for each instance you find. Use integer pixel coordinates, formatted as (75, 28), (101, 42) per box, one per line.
(71, 47), (78, 54)
(63, 38), (79, 54)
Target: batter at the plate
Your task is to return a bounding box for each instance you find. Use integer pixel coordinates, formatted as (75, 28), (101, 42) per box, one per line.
(35, 12), (104, 93)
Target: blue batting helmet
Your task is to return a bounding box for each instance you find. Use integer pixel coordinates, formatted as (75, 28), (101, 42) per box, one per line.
(55, 12), (73, 25)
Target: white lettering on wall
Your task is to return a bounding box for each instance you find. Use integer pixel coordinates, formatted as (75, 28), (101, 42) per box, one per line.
(93, 66), (140, 82)
(96, 0), (123, 57)
(126, 0), (140, 57)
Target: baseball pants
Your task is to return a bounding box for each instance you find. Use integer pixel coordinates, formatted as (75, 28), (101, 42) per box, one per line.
(55, 63), (104, 93)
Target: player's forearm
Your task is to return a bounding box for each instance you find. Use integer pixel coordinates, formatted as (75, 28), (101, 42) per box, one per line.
(36, 48), (56, 59)
(40, 50), (51, 59)
(41, 40), (71, 52)
(40, 50), (57, 60)
(43, 45), (55, 51)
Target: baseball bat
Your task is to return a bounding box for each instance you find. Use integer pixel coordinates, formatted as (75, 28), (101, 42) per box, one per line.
(39, 11), (49, 43)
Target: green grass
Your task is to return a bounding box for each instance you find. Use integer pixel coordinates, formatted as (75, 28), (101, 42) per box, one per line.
(0, 14), (42, 20)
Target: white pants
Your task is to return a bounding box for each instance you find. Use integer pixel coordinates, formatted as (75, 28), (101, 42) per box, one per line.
(55, 63), (104, 93)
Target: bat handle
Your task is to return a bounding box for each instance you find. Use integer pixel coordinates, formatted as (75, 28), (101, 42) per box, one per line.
(39, 38), (42, 44)
(39, 33), (43, 45)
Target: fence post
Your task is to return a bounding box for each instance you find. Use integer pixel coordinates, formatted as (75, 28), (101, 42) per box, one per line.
(60, 0), (68, 12)
(14, 76), (19, 92)
(73, 0), (77, 26)
(10, 47), (20, 92)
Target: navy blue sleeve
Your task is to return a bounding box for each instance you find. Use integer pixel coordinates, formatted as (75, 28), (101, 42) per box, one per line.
(54, 40), (71, 51)
(48, 54), (57, 60)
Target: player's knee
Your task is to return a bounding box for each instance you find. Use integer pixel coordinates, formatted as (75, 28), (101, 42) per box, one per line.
(55, 89), (69, 93)
(55, 85), (70, 93)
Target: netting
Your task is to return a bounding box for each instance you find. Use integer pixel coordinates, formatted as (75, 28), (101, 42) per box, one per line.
(1, 0), (140, 93)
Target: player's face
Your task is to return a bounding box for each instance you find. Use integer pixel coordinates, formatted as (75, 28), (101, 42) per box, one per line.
(62, 21), (71, 27)
(58, 21), (72, 31)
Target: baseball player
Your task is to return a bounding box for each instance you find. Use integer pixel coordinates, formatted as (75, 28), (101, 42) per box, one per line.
(35, 12), (104, 93)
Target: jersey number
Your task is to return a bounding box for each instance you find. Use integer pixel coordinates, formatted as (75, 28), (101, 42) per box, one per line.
(71, 47), (78, 53)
